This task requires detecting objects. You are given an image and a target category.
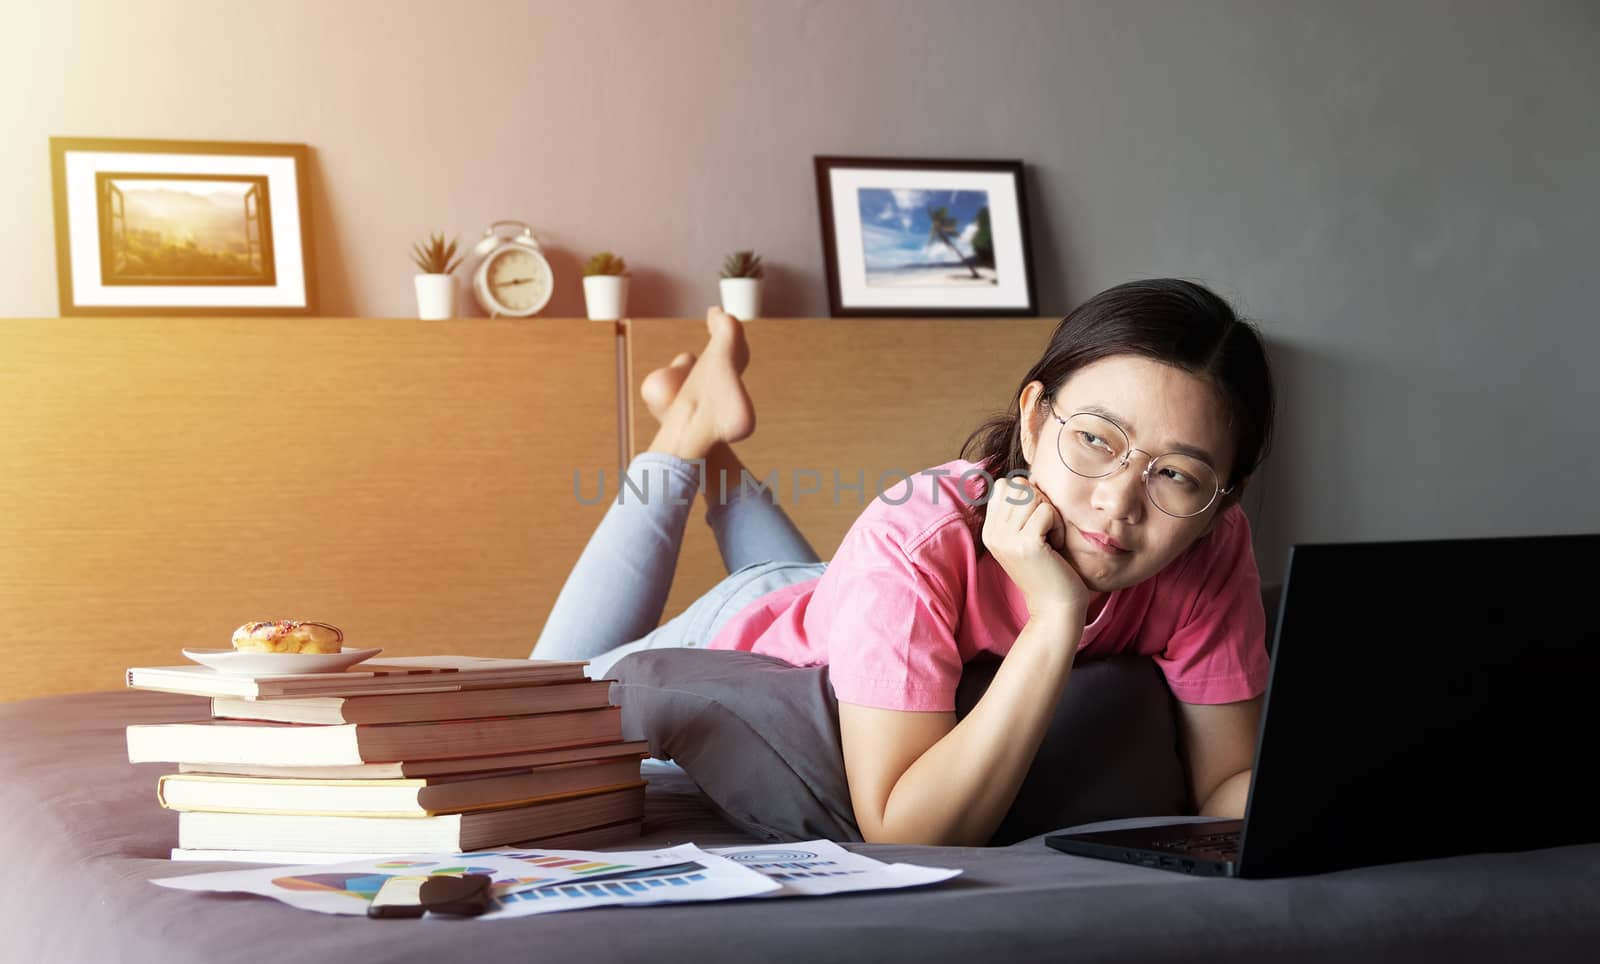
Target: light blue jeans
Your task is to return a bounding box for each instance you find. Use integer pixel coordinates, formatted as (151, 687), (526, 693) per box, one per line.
(532, 452), (828, 679)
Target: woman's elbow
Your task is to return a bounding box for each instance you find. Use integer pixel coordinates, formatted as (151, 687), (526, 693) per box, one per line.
(859, 823), (928, 845)
(859, 824), (918, 845)
(856, 812), (978, 847)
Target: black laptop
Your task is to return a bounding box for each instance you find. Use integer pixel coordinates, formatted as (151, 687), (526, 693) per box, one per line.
(1046, 533), (1599, 878)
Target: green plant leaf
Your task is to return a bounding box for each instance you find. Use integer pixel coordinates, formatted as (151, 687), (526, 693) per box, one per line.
(720, 249), (763, 279)
(583, 250), (627, 276)
(411, 232), (461, 273)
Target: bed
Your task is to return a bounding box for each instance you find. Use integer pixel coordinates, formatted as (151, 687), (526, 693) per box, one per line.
(4, 317), (1597, 961)
(5, 688), (1598, 963)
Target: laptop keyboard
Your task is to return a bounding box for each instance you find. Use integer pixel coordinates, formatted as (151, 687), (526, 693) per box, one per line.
(1150, 829), (1240, 857)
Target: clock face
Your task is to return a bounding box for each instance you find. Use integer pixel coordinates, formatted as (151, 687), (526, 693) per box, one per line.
(484, 247), (551, 315)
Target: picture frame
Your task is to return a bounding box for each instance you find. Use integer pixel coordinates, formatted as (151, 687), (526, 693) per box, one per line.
(814, 155), (1036, 317)
(50, 137), (317, 316)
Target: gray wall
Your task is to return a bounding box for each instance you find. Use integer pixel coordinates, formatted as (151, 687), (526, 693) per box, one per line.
(4, 0), (1597, 580)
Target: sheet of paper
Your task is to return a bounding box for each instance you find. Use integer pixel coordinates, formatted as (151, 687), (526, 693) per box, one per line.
(153, 839), (961, 918)
(708, 839), (961, 896)
(154, 844), (778, 918)
(483, 844), (779, 918)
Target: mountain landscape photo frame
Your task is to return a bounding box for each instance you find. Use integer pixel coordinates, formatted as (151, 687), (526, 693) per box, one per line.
(50, 137), (316, 316)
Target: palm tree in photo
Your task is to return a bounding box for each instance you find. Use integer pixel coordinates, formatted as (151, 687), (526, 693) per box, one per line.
(970, 207), (995, 268)
(926, 205), (980, 278)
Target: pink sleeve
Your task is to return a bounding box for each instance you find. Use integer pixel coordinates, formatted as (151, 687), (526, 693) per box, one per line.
(1152, 507), (1271, 705)
(812, 523), (966, 713)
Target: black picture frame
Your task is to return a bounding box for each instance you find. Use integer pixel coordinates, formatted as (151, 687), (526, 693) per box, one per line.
(814, 155), (1036, 317)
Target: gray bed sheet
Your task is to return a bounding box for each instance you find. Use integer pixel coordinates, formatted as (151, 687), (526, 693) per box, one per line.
(5, 690), (1597, 964)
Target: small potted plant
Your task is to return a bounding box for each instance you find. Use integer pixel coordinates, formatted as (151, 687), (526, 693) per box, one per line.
(582, 251), (630, 321)
(719, 250), (763, 321)
(410, 232), (462, 320)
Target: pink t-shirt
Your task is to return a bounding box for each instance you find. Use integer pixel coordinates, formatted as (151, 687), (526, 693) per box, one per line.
(706, 458), (1270, 712)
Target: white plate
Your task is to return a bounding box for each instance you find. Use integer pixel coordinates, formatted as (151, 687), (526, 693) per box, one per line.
(181, 647), (384, 676)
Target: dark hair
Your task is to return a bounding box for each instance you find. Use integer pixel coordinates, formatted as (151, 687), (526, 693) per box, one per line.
(960, 278), (1275, 529)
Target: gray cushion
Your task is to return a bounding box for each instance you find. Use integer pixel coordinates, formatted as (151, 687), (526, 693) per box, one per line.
(967, 655), (1189, 844)
(607, 648), (1188, 845)
(609, 648), (858, 842)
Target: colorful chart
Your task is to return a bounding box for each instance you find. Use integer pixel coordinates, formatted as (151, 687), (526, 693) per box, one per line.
(156, 841), (963, 919)
(430, 866), (497, 876)
(273, 851), (713, 902)
(470, 852), (668, 888)
(495, 865), (710, 908)
(264, 851), (746, 913)
(272, 865), (496, 900)
(273, 873), (401, 900)
(164, 844), (787, 917)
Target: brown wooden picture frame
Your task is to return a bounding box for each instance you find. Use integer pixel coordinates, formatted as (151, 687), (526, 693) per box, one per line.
(814, 155), (1036, 317)
(50, 137), (317, 316)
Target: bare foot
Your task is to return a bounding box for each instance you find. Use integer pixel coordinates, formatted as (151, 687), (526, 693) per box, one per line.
(641, 352), (696, 423)
(645, 307), (755, 460)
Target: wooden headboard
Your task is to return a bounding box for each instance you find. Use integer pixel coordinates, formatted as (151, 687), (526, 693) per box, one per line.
(0, 318), (621, 700)
(1, 315), (1057, 700)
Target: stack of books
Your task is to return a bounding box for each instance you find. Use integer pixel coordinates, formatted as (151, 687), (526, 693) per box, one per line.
(125, 656), (648, 861)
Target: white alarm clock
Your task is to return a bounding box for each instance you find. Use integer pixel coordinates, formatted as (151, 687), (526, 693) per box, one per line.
(471, 220), (555, 318)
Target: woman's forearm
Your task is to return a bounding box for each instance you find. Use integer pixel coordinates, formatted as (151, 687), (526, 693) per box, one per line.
(875, 611), (1082, 846)
(1199, 768), (1252, 818)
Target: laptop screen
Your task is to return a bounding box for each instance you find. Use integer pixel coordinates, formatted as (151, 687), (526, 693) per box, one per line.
(1238, 533), (1599, 878)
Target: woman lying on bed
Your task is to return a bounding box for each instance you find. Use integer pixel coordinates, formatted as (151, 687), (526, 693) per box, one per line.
(533, 278), (1276, 846)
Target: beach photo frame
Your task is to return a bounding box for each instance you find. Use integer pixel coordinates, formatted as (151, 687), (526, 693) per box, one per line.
(50, 137), (317, 316)
(814, 155), (1036, 317)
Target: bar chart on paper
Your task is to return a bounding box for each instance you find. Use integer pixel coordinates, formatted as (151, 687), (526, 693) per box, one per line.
(495, 859), (711, 905)
(709, 840), (963, 897)
(152, 841), (960, 917)
(480, 847), (781, 917)
(152, 844), (779, 918)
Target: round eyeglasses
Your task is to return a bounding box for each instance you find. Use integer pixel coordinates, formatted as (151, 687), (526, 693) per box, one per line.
(1051, 408), (1232, 518)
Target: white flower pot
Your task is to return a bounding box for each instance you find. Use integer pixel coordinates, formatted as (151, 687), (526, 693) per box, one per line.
(583, 275), (629, 321)
(413, 274), (456, 320)
(719, 277), (761, 321)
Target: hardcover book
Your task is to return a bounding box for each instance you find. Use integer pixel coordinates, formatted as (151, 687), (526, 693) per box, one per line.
(176, 783), (647, 852)
(175, 740), (650, 780)
(127, 707), (623, 766)
(208, 679), (614, 725)
(166, 818), (647, 863)
(157, 756), (645, 816)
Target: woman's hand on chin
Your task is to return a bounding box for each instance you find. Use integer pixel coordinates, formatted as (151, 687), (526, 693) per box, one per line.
(982, 475), (1089, 623)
